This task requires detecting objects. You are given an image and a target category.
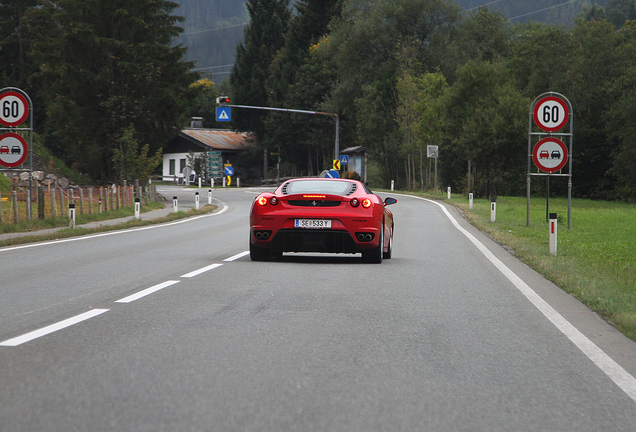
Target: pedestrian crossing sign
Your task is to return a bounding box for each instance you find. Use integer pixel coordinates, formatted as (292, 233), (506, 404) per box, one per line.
(216, 107), (231, 122)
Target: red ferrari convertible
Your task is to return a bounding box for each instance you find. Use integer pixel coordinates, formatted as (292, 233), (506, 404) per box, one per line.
(249, 178), (396, 263)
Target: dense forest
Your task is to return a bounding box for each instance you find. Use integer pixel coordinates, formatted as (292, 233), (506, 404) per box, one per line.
(229, 0), (636, 200)
(2, 0), (636, 201)
(175, 0), (610, 80)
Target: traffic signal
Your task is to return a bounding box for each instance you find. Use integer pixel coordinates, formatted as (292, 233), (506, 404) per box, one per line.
(216, 96), (230, 105)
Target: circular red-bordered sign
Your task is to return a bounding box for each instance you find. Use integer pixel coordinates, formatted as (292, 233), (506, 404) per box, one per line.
(0, 91), (30, 127)
(533, 96), (569, 132)
(0, 132), (29, 168)
(532, 137), (568, 173)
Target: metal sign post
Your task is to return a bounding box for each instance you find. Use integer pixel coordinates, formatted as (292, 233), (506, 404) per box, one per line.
(217, 99), (339, 164)
(427, 145), (439, 194)
(527, 92), (573, 229)
(1, 88), (34, 218)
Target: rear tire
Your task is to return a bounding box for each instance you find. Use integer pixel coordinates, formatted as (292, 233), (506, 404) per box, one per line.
(383, 227), (393, 259)
(250, 235), (271, 261)
(362, 228), (383, 264)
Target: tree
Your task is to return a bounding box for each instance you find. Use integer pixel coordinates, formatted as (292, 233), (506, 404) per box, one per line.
(264, 0), (342, 176)
(442, 60), (528, 197)
(112, 125), (163, 184)
(414, 71), (448, 190)
(0, 0), (38, 87)
(230, 0), (291, 142)
(323, 0), (462, 186)
(606, 0), (636, 27)
(27, 0), (196, 182)
(189, 78), (224, 129)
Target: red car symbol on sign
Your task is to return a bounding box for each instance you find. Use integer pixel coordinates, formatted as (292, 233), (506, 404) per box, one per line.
(0, 146), (9, 154)
(539, 150), (549, 159)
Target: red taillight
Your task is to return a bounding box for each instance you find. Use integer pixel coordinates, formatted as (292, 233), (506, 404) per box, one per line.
(350, 198), (360, 207)
(257, 196), (279, 206)
(361, 198), (372, 208)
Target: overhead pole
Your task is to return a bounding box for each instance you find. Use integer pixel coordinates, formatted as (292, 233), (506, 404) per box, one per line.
(219, 102), (340, 162)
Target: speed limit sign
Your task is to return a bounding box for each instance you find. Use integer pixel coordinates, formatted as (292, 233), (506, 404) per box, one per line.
(533, 96), (569, 132)
(0, 91), (30, 127)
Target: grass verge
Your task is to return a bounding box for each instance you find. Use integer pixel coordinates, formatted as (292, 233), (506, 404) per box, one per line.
(0, 204), (217, 248)
(408, 191), (635, 341)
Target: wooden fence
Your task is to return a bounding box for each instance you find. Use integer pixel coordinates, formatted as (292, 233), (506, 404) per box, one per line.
(0, 185), (159, 224)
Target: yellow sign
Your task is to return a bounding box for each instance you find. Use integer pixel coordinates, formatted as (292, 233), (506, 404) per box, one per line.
(227, 176), (232, 186)
(333, 159), (340, 170)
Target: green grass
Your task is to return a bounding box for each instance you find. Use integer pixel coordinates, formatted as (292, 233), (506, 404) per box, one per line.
(0, 201), (165, 234)
(0, 204), (217, 248)
(439, 194), (636, 341)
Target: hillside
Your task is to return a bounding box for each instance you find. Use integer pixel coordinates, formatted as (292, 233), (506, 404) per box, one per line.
(173, 0), (248, 82)
(173, 0), (607, 84)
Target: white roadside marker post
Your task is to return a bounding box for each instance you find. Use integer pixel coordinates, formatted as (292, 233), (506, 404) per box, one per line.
(173, 196), (178, 213)
(447, 186), (451, 200)
(195, 192), (200, 210)
(549, 212), (558, 256)
(491, 198), (496, 223)
(134, 197), (141, 220)
(469, 192), (474, 210)
(69, 203), (76, 228)
(208, 189), (212, 205)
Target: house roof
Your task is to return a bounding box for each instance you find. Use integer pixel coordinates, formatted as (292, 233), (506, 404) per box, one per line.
(179, 129), (254, 151)
(340, 146), (366, 154)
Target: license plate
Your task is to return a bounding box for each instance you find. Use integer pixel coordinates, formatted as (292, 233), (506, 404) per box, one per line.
(294, 219), (332, 229)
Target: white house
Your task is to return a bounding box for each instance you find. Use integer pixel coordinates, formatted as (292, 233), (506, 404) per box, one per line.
(162, 127), (254, 182)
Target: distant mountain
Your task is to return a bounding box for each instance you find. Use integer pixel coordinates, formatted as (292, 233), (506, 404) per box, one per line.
(173, 0), (248, 82)
(173, 0), (608, 83)
(455, 0), (608, 25)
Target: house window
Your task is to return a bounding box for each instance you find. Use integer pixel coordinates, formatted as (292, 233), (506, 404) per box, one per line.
(180, 159), (186, 173)
(169, 159), (175, 175)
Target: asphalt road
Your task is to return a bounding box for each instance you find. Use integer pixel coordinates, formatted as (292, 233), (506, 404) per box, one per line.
(2, 186), (636, 431)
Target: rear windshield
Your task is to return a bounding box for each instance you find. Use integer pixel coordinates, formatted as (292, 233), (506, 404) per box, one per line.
(283, 180), (355, 196)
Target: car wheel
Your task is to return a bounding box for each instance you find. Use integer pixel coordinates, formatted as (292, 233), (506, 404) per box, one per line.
(362, 227), (383, 264)
(383, 227), (393, 259)
(250, 235), (271, 261)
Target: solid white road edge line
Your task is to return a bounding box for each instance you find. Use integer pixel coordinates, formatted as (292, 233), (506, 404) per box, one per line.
(115, 280), (180, 304)
(0, 309), (109, 347)
(409, 194), (636, 404)
(181, 263), (223, 278)
(224, 251), (250, 261)
(0, 204), (230, 253)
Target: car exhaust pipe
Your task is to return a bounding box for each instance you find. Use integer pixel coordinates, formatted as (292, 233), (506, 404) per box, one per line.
(261, 231), (270, 240)
(364, 233), (373, 242)
(357, 233), (365, 241)
(255, 232), (263, 239)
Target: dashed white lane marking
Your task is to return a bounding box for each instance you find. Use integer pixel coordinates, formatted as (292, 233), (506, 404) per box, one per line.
(115, 280), (180, 304)
(409, 194), (636, 404)
(224, 251), (250, 261)
(181, 263), (223, 278)
(0, 250), (244, 347)
(0, 309), (109, 347)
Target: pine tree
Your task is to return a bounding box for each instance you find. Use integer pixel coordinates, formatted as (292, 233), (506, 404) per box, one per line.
(0, 0), (38, 87)
(229, 0), (291, 143)
(27, 0), (196, 181)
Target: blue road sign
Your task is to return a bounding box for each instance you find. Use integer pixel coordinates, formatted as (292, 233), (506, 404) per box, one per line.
(340, 155), (349, 165)
(224, 166), (234, 176)
(216, 107), (231, 122)
(324, 170), (340, 178)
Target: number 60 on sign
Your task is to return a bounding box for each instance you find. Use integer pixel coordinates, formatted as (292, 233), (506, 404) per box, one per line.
(533, 96), (569, 132)
(0, 91), (29, 127)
